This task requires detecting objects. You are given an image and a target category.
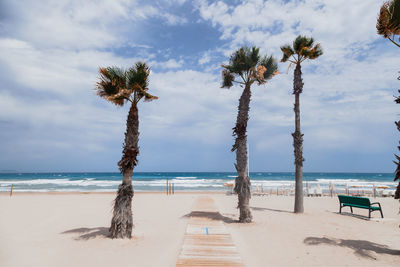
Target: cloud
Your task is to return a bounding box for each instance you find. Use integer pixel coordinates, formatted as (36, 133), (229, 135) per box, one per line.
(198, 51), (211, 65)
(1, 0), (189, 50)
(151, 58), (184, 69)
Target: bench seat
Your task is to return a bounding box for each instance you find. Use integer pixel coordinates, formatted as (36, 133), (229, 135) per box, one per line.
(338, 195), (383, 218)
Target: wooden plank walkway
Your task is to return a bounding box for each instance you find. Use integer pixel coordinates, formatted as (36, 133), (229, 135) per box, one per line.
(176, 196), (244, 267)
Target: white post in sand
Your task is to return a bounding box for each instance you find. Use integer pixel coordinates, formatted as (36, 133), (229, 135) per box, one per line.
(373, 184), (376, 198)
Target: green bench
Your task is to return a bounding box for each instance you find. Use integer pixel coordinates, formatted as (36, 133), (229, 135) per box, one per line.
(338, 195), (383, 218)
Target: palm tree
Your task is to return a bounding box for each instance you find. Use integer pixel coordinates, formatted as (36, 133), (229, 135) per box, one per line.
(96, 62), (158, 238)
(377, 0), (400, 199)
(280, 36), (323, 213)
(222, 46), (278, 222)
(377, 0), (400, 48)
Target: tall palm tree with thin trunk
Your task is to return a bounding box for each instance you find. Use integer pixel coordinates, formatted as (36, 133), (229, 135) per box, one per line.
(377, 0), (400, 199)
(96, 62), (157, 238)
(280, 36), (322, 213)
(222, 46), (278, 222)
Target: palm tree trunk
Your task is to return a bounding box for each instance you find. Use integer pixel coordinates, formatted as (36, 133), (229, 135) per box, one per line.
(293, 63), (304, 213)
(109, 103), (139, 238)
(232, 83), (252, 223)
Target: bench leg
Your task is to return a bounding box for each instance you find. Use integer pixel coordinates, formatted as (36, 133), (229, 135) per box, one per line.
(350, 206), (353, 213)
(369, 210), (371, 219)
(380, 209), (384, 218)
(339, 205), (342, 214)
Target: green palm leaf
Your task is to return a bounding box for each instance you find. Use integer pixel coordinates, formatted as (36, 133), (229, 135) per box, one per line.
(96, 62), (158, 106)
(221, 46), (278, 87)
(281, 35), (323, 64)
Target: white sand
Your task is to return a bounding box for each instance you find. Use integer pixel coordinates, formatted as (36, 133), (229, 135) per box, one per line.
(0, 192), (399, 267)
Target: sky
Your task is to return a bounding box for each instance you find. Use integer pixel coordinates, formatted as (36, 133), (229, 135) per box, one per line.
(0, 0), (398, 173)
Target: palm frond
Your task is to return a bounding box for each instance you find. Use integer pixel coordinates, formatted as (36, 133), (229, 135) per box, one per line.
(127, 62), (150, 92)
(104, 90), (131, 106)
(96, 62), (157, 106)
(222, 46), (277, 87)
(225, 46), (260, 78)
(293, 35), (309, 53)
(305, 37), (314, 49)
(259, 55), (278, 82)
(96, 67), (129, 106)
(299, 47), (311, 58)
(221, 69), (235, 88)
(308, 43), (323, 59)
(280, 45), (294, 62)
(377, 0), (400, 38)
(133, 83), (158, 102)
(143, 92), (158, 102)
(391, 0), (400, 32)
(377, 2), (394, 37)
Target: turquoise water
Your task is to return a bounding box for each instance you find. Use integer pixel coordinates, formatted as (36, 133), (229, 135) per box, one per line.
(0, 172), (396, 192)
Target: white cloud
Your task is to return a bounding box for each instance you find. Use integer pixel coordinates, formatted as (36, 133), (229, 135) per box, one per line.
(198, 51), (211, 65)
(0, 38), (152, 96)
(2, 0), (188, 50)
(197, 0), (385, 58)
(151, 58), (184, 69)
(160, 13), (188, 25)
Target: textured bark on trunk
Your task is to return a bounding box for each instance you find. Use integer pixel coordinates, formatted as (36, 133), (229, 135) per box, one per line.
(232, 84), (252, 223)
(293, 63), (305, 213)
(395, 80), (400, 200)
(395, 119), (400, 199)
(109, 104), (139, 238)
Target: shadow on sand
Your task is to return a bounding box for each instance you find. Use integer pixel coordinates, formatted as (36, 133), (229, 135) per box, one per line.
(182, 211), (237, 223)
(251, 206), (293, 214)
(61, 227), (110, 240)
(333, 211), (372, 221)
(304, 236), (400, 259)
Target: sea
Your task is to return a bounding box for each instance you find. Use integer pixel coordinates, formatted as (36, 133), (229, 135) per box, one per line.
(0, 172), (397, 193)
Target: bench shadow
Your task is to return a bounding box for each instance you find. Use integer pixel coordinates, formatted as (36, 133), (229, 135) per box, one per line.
(182, 211), (237, 223)
(304, 236), (400, 259)
(333, 211), (372, 221)
(61, 227), (110, 240)
(251, 206), (293, 214)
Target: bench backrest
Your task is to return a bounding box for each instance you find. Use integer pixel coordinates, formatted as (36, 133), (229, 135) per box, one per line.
(338, 195), (371, 206)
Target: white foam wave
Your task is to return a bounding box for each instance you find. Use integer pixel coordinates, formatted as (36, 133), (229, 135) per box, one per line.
(175, 176), (197, 179)
(0, 177), (397, 192)
(0, 179), (120, 187)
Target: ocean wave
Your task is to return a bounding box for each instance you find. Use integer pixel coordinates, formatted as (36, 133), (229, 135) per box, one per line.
(0, 175), (397, 192)
(0, 179), (121, 187)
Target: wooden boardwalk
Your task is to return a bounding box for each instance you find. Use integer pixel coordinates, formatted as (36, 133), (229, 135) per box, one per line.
(176, 196), (244, 267)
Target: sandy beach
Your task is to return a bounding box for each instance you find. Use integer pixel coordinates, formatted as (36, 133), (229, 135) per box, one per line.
(0, 192), (399, 267)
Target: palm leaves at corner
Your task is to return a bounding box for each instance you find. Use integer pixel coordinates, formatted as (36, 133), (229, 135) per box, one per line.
(377, 0), (400, 48)
(96, 62), (157, 239)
